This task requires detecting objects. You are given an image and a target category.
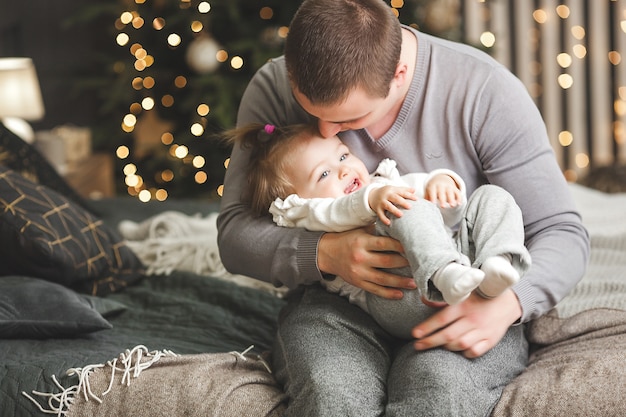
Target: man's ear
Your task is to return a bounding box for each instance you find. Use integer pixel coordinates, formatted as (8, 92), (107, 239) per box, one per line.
(393, 62), (409, 87)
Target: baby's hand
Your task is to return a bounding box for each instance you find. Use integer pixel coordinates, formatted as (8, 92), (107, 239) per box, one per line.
(425, 174), (462, 208)
(369, 185), (417, 225)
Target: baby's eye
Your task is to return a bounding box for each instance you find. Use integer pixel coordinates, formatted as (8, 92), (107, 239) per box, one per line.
(339, 153), (348, 162)
(318, 170), (330, 181)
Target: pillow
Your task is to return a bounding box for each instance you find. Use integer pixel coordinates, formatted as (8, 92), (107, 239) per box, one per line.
(0, 122), (85, 207)
(492, 309), (626, 417)
(0, 276), (121, 338)
(81, 294), (128, 318)
(0, 165), (144, 295)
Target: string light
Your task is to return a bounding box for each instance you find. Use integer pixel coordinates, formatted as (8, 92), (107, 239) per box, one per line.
(198, 2), (211, 13)
(141, 97), (155, 110)
(138, 189), (151, 202)
(116, 33), (130, 46)
(557, 53), (572, 68)
(572, 44), (587, 59)
(571, 25), (585, 40)
(608, 51), (621, 65)
(155, 189), (168, 201)
(120, 12), (133, 25)
(153, 18), (165, 30)
(192, 155), (205, 168)
(230, 56), (244, 70)
(479, 31), (495, 48)
(558, 131), (574, 147)
(116, 145), (130, 159)
(161, 132), (174, 145)
(161, 169), (174, 182)
(532, 9), (548, 24)
(260, 7), (273, 20)
(575, 153), (589, 169)
(190, 123), (204, 136)
(555, 5), (570, 19)
(194, 171), (208, 184)
(167, 33), (182, 47)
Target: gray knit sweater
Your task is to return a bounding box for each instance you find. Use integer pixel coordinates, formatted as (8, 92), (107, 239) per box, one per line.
(217, 27), (590, 323)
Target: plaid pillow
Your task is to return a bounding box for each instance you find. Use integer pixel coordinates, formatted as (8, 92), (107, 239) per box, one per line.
(0, 165), (144, 295)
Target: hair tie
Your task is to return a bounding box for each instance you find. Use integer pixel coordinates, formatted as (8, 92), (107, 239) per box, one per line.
(258, 124), (275, 142)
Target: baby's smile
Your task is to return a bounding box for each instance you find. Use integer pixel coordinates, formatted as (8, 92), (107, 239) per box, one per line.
(345, 178), (362, 194)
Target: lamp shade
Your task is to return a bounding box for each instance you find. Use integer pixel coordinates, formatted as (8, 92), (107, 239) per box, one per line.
(0, 57), (45, 120)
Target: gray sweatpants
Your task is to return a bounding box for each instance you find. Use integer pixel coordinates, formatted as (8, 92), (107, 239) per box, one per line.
(369, 184), (531, 338)
(273, 286), (528, 417)
(272, 185), (530, 416)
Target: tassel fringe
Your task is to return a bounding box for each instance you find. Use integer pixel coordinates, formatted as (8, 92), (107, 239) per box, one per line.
(22, 345), (178, 416)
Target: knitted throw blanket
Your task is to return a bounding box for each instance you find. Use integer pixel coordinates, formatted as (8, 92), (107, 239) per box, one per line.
(24, 345), (287, 417)
(118, 211), (286, 298)
(553, 184), (626, 318)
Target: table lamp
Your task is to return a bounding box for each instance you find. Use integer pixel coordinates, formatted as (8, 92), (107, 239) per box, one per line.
(0, 57), (45, 143)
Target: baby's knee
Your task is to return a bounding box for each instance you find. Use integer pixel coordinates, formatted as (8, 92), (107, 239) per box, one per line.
(469, 184), (518, 209)
(375, 198), (441, 235)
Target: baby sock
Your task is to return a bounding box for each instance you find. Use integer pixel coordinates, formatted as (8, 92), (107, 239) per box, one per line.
(478, 255), (520, 298)
(432, 262), (485, 305)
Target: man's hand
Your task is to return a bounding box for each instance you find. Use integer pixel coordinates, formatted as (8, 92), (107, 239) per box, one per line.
(412, 290), (522, 358)
(318, 227), (416, 299)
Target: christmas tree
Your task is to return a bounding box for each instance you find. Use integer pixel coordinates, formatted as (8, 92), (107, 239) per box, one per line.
(75, 0), (462, 201)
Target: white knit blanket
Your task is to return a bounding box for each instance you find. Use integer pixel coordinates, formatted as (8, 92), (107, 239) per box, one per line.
(118, 211), (287, 297)
(554, 184), (626, 318)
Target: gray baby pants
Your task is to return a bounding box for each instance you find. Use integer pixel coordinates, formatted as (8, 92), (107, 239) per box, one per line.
(369, 184), (531, 338)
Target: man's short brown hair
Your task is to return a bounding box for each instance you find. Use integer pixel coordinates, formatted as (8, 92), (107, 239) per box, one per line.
(285, 0), (402, 105)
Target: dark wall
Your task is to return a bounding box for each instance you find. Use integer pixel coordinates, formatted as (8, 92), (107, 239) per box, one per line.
(0, 0), (107, 130)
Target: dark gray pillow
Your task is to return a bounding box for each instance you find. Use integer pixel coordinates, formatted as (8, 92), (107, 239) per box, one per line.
(0, 276), (126, 339)
(0, 165), (144, 295)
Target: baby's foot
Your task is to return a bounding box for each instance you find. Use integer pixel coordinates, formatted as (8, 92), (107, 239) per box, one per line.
(478, 255), (520, 298)
(433, 262), (485, 305)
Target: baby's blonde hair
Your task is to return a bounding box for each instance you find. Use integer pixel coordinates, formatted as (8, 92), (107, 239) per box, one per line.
(222, 123), (316, 215)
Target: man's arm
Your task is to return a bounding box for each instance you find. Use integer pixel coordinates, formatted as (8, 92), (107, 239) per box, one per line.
(217, 58), (322, 288)
(412, 66), (589, 357)
(475, 68), (590, 322)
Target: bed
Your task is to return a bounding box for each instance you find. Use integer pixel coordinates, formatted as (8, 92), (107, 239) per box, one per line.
(1, 123), (625, 416)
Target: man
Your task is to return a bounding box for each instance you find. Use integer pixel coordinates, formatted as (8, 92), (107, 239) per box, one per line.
(217, 0), (589, 415)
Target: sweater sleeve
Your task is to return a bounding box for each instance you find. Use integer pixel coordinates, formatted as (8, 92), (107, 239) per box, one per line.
(269, 187), (378, 232)
(216, 57), (322, 289)
(471, 67), (590, 322)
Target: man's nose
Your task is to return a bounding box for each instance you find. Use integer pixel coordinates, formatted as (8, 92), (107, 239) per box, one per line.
(318, 121), (342, 138)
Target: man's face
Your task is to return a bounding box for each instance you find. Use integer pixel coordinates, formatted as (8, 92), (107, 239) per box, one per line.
(293, 86), (397, 139)
(287, 134), (371, 199)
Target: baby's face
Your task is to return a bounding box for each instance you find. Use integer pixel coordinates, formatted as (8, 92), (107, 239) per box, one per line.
(287, 134), (371, 199)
